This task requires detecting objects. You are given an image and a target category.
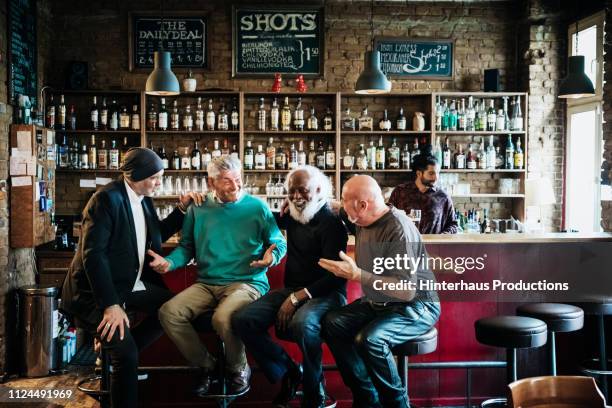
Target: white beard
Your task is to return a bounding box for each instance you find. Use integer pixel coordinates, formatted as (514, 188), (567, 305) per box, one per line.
(288, 197), (327, 224)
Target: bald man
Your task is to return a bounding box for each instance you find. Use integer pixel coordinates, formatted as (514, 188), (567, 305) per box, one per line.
(319, 175), (440, 408)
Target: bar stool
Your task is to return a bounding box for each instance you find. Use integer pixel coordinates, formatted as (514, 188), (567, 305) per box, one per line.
(574, 296), (612, 403)
(77, 346), (111, 408)
(516, 303), (584, 375)
(275, 327), (337, 408)
(475, 316), (548, 407)
(392, 327), (438, 407)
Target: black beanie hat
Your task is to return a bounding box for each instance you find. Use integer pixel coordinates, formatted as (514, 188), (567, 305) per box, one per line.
(120, 147), (164, 181)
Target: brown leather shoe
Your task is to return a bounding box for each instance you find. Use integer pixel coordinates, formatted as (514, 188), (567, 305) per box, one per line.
(194, 368), (213, 396)
(228, 365), (251, 394)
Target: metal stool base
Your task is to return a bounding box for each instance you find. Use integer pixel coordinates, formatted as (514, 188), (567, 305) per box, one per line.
(481, 397), (507, 407)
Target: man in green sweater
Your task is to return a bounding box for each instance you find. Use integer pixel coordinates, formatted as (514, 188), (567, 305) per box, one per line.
(147, 156), (287, 395)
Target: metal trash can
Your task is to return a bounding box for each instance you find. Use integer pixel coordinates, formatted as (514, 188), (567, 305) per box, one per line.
(19, 284), (59, 377)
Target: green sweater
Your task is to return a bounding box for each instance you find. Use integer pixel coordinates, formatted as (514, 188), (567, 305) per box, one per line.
(165, 193), (287, 294)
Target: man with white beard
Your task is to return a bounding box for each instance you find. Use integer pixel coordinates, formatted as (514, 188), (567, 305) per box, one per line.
(233, 165), (348, 408)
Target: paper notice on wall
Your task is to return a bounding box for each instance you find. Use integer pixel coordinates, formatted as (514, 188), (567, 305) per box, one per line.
(80, 179), (96, 189)
(11, 148), (29, 158)
(26, 157), (36, 176)
(16, 131), (32, 153)
(96, 177), (113, 186)
(12, 176), (32, 187)
(35, 182), (40, 201)
(46, 130), (55, 146)
(9, 157), (26, 175)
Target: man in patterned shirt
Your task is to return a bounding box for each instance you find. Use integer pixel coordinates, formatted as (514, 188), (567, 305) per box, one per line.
(389, 152), (458, 234)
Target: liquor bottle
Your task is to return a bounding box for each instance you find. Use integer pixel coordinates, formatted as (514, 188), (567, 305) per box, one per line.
(502, 96), (510, 131)
(367, 140), (377, 170)
(356, 144), (368, 170)
(170, 100), (180, 130)
(254, 145), (266, 170)
(181, 147), (191, 170)
(457, 98), (466, 131)
(231, 144), (239, 160)
(466, 146), (477, 170)
(90, 96), (99, 130)
(147, 103), (157, 131)
(131, 104), (140, 130)
(514, 137), (524, 169)
(410, 138), (420, 163)
(69, 139), (79, 169)
(316, 141), (326, 170)
(120, 137), (130, 168)
(244, 140), (254, 170)
(481, 209), (491, 234)
(88, 135), (97, 170)
(202, 145), (212, 169)
(69, 105), (77, 130)
(46, 94), (56, 129)
(325, 143), (335, 169)
(58, 94), (66, 130)
(159, 145), (169, 170)
(442, 138), (451, 169)
(433, 136), (442, 165)
(466, 96), (475, 131)
(479, 99), (487, 131)
(288, 143), (298, 170)
(454, 144), (466, 169)
(342, 147), (354, 170)
(98, 139), (108, 169)
(376, 137), (385, 170)
(109, 100), (119, 131)
(293, 98), (305, 131)
(275, 144), (287, 170)
(297, 141), (306, 166)
(266, 137), (276, 170)
(268, 97), (279, 131)
(435, 97), (442, 131)
(257, 97), (267, 131)
(281, 97), (292, 131)
(449, 100), (458, 131)
(119, 106), (130, 129)
(170, 150), (180, 170)
(217, 104), (229, 131)
(505, 135), (514, 170)
(191, 141), (201, 170)
(378, 109), (391, 131)
(486, 135), (496, 170)
(358, 106), (373, 131)
(477, 138), (486, 169)
(193, 97), (204, 131)
(221, 139), (230, 156)
(388, 138), (400, 169)
(487, 100), (496, 131)
(80, 143), (89, 169)
(183, 105), (194, 131)
(323, 107), (333, 131)
(205, 99), (216, 131)
(442, 99), (450, 131)
(495, 146), (504, 169)
(212, 139), (222, 158)
(512, 96), (523, 131)
(396, 107), (407, 131)
(307, 106), (318, 131)
(231, 98), (240, 131)
(109, 140), (120, 169)
(496, 109), (505, 133)
(401, 144), (411, 170)
(307, 140), (317, 166)
(342, 107), (355, 131)
(158, 98), (168, 131)
(474, 100), (481, 132)
(100, 97), (108, 130)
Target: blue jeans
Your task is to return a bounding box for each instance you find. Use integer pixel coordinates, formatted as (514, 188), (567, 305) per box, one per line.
(232, 288), (346, 405)
(323, 299), (441, 408)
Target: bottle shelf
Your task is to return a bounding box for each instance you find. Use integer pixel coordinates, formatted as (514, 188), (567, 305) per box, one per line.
(341, 131), (430, 135)
(57, 169), (121, 173)
(243, 169), (336, 173)
(440, 169), (525, 173)
(340, 169), (410, 173)
(434, 131), (525, 135)
(59, 130), (141, 134)
(452, 194), (525, 198)
(244, 131), (335, 135)
(146, 131), (239, 134)
(163, 169), (208, 173)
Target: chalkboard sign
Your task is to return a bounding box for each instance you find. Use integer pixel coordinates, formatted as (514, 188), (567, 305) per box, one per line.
(232, 6), (324, 78)
(374, 37), (453, 80)
(128, 12), (208, 71)
(8, 0), (38, 107)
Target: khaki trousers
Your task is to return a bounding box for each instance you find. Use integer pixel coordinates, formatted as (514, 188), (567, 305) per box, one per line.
(159, 282), (261, 372)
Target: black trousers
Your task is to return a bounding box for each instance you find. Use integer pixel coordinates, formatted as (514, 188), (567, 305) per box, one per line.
(80, 282), (173, 408)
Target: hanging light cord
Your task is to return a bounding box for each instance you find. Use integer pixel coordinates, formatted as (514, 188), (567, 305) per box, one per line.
(370, 0), (374, 51)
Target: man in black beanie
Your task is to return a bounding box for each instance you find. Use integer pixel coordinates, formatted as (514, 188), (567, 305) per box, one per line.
(61, 147), (203, 407)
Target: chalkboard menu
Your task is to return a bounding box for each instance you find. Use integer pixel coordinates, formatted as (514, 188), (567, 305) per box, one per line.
(374, 37), (453, 80)
(128, 12), (208, 71)
(8, 0), (38, 106)
(232, 6), (324, 78)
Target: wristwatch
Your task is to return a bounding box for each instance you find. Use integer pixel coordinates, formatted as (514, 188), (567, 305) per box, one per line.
(289, 292), (300, 307)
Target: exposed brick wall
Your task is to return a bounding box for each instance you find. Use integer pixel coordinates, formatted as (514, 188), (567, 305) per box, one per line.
(602, 2), (612, 231)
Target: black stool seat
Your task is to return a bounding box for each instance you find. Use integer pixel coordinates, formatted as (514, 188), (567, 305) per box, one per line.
(574, 296), (612, 315)
(475, 316), (547, 349)
(517, 303), (584, 332)
(393, 327), (438, 356)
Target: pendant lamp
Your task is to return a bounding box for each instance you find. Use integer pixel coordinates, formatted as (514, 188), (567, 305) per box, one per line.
(355, 0), (391, 94)
(145, 51), (180, 96)
(559, 22), (595, 99)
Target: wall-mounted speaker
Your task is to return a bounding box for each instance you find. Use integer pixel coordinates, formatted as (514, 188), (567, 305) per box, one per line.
(66, 61), (88, 90)
(484, 69), (500, 92)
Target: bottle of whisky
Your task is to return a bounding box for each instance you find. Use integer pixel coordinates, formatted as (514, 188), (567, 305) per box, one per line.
(342, 147), (354, 170)
(388, 138), (400, 169)
(466, 146), (477, 170)
(131, 104), (140, 130)
(254, 145), (266, 170)
(307, 106), (318, 131)
(356, 144), (368, 170)
(91, 96), (99, 130)
(231, 98), (240, 131)
(109, 139), (120, 169)
(147, 103), (157, 131)
(170, 150), (180, 170)
(244, 140), (254, 170)
(288, 143), (298, 170)
(486, 135), (496, 170)
(358, 106), (373, 131)
(218, 104), (229, 131)
(323, 107), (333, 131)
(266, 137), (276, 170)
(293, 98), (305, 131)
(206, 99), (216, 131)
(88, 135), (97, 169)
(69, 105), (77, 131)
(270, 98), (279, 131)
(401, 144), (411, 169)
(191, 141), (201, 170)
(80, 143), (89, 169)
(109, 100), (119, 131)
(183, 105), (194, 131)
(466, 96), (475, 131)
(342, 107), (355, 131)
(514, 137), (523, 169)
(297, 141), (307, 165)
(98, 139), (108, 169)
(58, 94), (66, 130)
(487, 100), (496, 131)
(158, 98), (168, 131)
(100, 97), (108, 130)
(367, 140), (376, 170)
(221, 139), (230, 156)
(325, 143), (335, 169)
(258, 98), (267, 132)
(308, 140), (317, 166)
(212, 139), (222, 158)
(281, 97), (292, 131)
(316, 142), (326, 170)
(477, 138), (487, 170)
(376, 137), (385, 170)
(160, 145), (169, 170)
(231, 144), (239, 160)
(119, 106), (130, 129)
(379, 109), (391, 131)
(454, 144), (466, 169)
(410, 138), (420, 163)
(69, 139), (80, 169)
(202, 145), (211, 169)
(504, 136), (514, 170)
(170, 100), (180, 131)
(275, 144), (287, 170)
(181, 147), (191, 170)
(46, 94), (56, 129)
(396, 107), (407, 131)
(442, 138), (451, 169)
(195, 97), (205, 131)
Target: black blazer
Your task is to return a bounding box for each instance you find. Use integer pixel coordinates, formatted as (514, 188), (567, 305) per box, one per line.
(61, 178), (184, 326)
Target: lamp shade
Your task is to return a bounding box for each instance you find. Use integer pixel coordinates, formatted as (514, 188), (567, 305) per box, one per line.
(145, 51), (180, 96)
(558, 55), (595, 99)
(526, 177), (556, 206)
(355, 51), (392, 94)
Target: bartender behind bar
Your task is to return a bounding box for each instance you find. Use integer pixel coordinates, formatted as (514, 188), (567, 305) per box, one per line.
(389, 150), (458, 234)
